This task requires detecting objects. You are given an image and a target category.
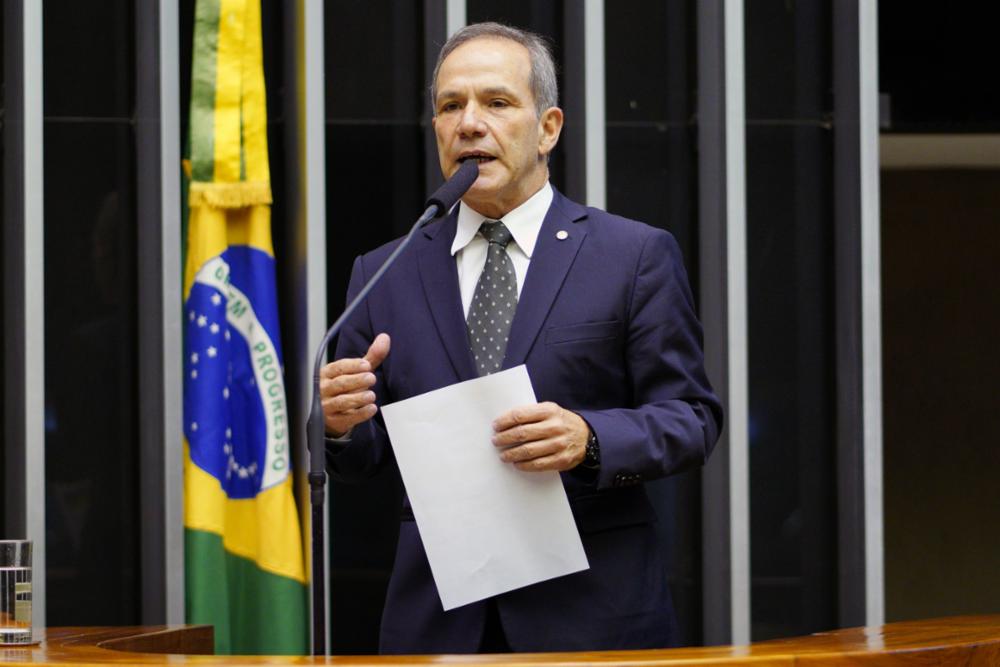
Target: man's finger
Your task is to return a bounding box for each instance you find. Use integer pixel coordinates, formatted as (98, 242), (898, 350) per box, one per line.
(492, 419), (558, 447)
(321, 357), (371, 379)
(492, 403), (555, 432)
(320, 371), (375, 397)
(324, 403), (378, 435)
(513, 452), (568, 472)
(322, 389), (376, 413)
(364, 333), (391, 370)
(499, 438), (561, 463)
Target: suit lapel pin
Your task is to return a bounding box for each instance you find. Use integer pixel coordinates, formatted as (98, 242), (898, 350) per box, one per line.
(556, 230), (569, 240)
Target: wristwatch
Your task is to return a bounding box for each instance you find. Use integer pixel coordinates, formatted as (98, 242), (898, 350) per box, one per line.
(582, 428), (601, 469)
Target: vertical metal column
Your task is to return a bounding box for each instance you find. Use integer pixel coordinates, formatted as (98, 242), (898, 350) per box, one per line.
(698, 0), (750, 646)
(159, 0), (185, 625)
(2, 0), (46, 630)
(135, 0), (184, 624)
(833, 0), (884, 629)
(858, 0), (884, 627)
(285, 0), (328, 652)
(583, 0), (605, 210)
(445, 0), (465, 38)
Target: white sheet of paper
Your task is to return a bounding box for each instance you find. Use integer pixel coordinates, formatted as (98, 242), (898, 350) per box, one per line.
(380, 365), (589, 611)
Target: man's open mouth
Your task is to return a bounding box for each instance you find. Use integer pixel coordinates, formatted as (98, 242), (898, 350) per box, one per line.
(458, 154), (496, 164)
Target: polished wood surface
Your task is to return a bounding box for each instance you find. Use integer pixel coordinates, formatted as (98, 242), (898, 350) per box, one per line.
(1, 615), (998, 665)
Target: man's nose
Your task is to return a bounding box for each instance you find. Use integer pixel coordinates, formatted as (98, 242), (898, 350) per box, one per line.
(457, 102), (486, 137)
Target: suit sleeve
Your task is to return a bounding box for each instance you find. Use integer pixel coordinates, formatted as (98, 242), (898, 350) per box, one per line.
(323, 255), (394, 482)
(574, 229), (723, 490)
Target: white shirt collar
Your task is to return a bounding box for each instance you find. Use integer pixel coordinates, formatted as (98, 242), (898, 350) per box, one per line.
(450, 182), (553, 258)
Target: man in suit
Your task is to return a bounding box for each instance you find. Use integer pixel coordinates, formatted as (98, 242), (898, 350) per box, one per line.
(321, 22), (722, 654)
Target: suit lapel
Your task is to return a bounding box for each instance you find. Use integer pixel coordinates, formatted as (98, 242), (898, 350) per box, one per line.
(417, 213), (478, 382)
(503, 191), (588, 369)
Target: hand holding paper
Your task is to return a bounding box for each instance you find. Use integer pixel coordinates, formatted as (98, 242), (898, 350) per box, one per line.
(381, 365), (589, 611)
(491, 401), (590, 472)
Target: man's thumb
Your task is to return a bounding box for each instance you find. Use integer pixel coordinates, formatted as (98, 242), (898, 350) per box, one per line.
(364, 333), (391, 370)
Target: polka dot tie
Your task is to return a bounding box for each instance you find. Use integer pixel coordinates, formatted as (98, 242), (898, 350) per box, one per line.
(467, 220), (518, 376)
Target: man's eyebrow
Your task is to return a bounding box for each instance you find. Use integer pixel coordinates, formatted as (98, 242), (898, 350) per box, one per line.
(481, 86), (518, 98)
(436, 86), (521, 104)
(436, 89), (461, 102)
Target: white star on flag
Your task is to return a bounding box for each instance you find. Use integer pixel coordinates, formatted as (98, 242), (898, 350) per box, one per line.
(209, 323), (220, 334)
(211, 293), (222, 306)
(191, 352), (199, 364)
(207, 346), (218, 358)
(197, 315), (208, 327)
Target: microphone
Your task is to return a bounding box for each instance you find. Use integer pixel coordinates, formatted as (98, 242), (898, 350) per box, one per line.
(424, 159), (480, 217)
(305, 160), (478, 656)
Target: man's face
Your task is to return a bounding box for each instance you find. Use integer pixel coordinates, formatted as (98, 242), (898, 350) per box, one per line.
(433, 38), (563, 219)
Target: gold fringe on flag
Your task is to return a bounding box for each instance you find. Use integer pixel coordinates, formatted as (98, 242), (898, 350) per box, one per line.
(188, 181), (272, 209)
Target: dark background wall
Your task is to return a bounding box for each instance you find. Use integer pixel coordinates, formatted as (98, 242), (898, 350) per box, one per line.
(880, 170), (1000, 621)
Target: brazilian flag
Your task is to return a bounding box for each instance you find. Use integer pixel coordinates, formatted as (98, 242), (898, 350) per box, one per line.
(182, 0), (307, 655)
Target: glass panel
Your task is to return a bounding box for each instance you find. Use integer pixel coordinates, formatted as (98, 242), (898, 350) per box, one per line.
(879, 6), (1000, 132)
(606, 0), (702, 646)
(325, 1), (425, 654)
(42, 1), (133, 119)
(745, 0), (837, 641)
(42, 0), (140, 625)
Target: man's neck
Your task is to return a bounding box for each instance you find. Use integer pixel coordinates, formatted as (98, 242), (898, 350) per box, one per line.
(462, 175), (549, 220)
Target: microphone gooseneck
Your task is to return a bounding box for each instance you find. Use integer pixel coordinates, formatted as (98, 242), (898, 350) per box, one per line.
(306, 160), (478, 656)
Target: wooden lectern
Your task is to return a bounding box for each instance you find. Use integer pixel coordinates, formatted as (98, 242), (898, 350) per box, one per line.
(2, 615), (998, 665)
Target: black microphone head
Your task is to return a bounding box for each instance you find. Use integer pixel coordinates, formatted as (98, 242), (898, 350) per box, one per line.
(425, 160), (479, 216)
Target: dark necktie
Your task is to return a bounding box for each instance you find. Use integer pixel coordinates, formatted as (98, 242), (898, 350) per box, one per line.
(467, 220), (518, 376)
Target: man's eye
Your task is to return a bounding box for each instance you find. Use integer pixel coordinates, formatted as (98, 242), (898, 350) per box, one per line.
(440, 102), (461, 113)
(489, 99), (509, 108)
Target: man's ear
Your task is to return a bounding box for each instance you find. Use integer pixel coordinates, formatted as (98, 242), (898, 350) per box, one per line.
(537, 106), (564, 158)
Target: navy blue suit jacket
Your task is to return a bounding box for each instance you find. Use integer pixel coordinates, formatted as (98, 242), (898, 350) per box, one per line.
(327, 189), (722, 653)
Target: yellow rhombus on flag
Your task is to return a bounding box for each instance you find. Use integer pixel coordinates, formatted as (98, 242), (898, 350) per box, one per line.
(182, 0), (307, 655)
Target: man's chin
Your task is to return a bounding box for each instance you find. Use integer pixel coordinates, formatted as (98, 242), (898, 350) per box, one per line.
(460, 188), (505, 217)
(463, 180), (500, 202)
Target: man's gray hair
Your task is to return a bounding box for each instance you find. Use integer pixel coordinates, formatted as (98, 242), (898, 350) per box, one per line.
(430, 22), (559, 117)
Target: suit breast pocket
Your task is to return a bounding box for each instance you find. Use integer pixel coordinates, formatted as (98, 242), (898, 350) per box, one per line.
(545, 320), (623, 346)
(536, 320), (626, 405)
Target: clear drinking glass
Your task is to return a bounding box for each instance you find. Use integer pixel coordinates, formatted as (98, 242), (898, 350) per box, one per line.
(0, 541), (32, 645)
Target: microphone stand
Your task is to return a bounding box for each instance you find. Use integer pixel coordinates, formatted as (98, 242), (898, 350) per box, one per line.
(306, 161), (478, 656)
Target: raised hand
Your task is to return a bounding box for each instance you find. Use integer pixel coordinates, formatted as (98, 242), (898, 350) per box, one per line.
(320, 333), (390, 437)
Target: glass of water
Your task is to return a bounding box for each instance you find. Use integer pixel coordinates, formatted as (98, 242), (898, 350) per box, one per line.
(0, 541), (31, 645)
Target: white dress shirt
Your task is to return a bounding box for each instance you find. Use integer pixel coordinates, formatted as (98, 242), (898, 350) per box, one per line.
(450, 182), (553, 318)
